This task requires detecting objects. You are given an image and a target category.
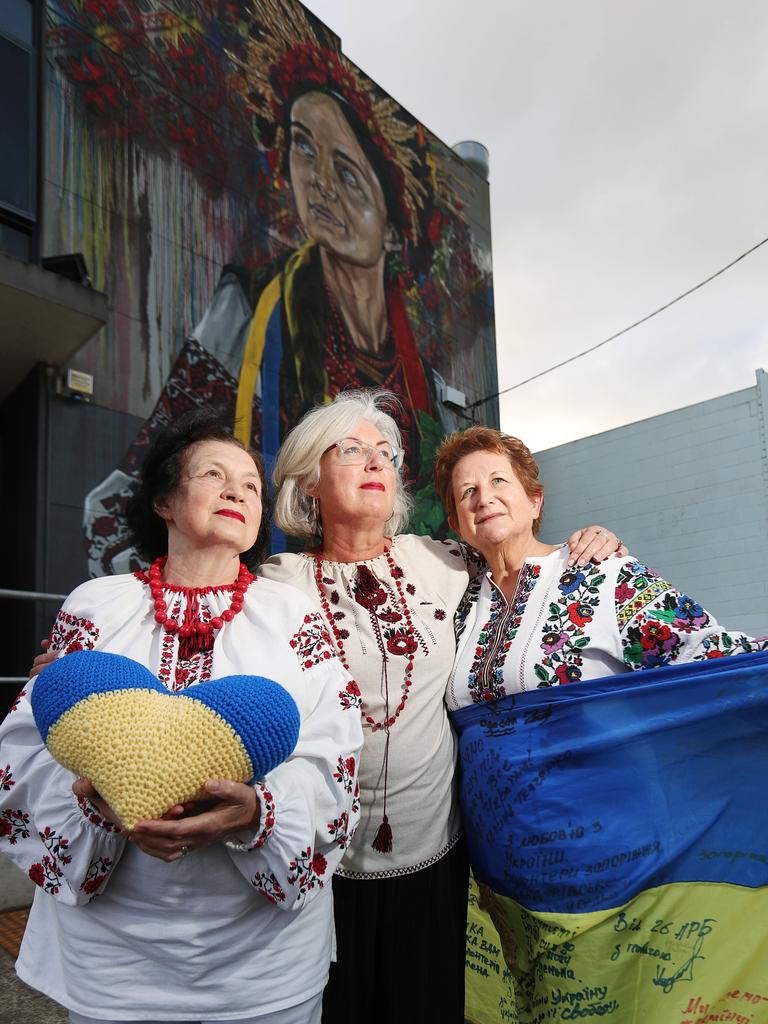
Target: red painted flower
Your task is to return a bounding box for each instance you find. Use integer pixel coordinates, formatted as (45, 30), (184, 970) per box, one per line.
(0, 817), (11, 837)
(568, 603), (593, 627)
(706, 650), (725, 659)
(427, 208), (445, 245)
(312, 852), (327, 876)
(89, 514), (118, 538)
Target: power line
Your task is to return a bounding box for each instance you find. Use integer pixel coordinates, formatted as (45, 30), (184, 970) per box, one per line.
(467, 233), (768, 412)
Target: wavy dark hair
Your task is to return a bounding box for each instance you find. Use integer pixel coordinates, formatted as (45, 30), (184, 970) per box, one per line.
(125, 409), (271, 570)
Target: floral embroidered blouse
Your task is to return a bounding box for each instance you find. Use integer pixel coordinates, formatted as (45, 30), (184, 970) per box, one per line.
(0, 572), (362, 1020)
(261, 534), (474, 879)
(447, 546), (768, 710)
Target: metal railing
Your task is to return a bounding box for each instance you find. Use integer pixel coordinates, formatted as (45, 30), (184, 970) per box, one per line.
(0, 587), (66, 683)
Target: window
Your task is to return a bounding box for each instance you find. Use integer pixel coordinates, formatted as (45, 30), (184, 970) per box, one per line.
(0, 0), (38, 260)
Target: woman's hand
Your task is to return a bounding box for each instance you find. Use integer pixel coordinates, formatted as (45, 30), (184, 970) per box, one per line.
(129, 780), (261, 862)
(30, 640), (56, 678)
(566, 526), (627, 567)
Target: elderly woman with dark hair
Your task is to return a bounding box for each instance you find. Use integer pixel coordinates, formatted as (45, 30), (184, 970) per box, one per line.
(0, 411), (361, 1024)
(259, 390), (622, 1024)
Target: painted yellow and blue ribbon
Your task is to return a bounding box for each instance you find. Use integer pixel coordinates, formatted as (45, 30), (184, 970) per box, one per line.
(31, 650), (300, 830)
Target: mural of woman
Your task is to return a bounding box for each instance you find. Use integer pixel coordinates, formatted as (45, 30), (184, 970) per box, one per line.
(197, 0), (463, 481)
(72, 0), (495, 573)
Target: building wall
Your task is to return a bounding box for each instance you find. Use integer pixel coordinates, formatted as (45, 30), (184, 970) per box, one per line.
(39, 0), (498, 577)
(536, 368), (768, 635)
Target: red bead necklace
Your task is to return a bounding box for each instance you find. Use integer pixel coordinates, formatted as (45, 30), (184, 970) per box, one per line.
(312, 546), (416, 731)
(147, 556), (254, 649)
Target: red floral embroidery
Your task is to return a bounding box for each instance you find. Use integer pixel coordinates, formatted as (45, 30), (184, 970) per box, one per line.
(28, 862), (45, 887)
(250, 871), (287, 904)
(338, 679), (362, 711)
(640, 621), (673, 649)
(352, 566), (388, 610)
(327, 811), (354, 850)
(384, 629), (418, 656)
(49, 610), (99, 655)
(28, 855), (64, 894)
(156, 595), (214, 690)
(247, 784), (276, 850)
(80, 856), (113, 896)
(0, 764), (14, 792)
(39, 825), (72, 864)
(289, 613), (336, 670)
(287, 845), (327, 897)
(77, 795), (122, 833)
(333, 755), (355, 793)
(567, 602), (593, 628)
(0, 809), (31, 844)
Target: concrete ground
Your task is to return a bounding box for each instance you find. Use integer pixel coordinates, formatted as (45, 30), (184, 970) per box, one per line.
(0, 855), (67, 1023)
(0, 947), (67, 1024)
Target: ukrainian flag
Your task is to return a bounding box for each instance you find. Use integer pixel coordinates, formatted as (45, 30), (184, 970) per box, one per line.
(454, 652), (768, 1024)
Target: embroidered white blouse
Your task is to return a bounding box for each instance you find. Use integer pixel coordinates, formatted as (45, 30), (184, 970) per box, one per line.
(0, 572), (362, 1020)
(447, 546), (768, 710)
(261, 534), (472, 878)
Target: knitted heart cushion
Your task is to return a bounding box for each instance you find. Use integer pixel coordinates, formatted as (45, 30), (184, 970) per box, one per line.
(31, 650), (300, 830)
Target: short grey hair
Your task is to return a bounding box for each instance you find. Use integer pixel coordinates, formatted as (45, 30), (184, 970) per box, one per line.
(273, 389), (413, 540)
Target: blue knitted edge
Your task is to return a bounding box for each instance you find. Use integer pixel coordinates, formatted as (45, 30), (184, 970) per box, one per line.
(182, 675), (301, 779)
(31, 650), (161, 741)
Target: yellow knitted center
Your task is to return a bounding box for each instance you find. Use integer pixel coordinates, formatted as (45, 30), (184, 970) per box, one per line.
(47, 689), (253, 830)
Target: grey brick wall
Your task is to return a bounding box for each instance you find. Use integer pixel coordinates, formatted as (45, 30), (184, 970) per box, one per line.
(535, 368), (768, 635)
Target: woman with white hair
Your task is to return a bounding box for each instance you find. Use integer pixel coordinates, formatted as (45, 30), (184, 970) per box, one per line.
(259, 389), (621, 1024)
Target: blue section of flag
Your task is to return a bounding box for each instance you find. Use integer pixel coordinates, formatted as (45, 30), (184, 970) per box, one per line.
(451, 652), (768, 914)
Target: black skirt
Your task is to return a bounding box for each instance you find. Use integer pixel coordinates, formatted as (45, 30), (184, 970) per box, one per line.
(322, 837), (470, 1024)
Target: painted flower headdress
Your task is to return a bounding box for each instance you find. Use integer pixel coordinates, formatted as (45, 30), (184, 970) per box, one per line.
(230, 0), (452, 245)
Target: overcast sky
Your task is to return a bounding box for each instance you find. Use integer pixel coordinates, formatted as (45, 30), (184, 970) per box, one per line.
(303, 0), (768, 451)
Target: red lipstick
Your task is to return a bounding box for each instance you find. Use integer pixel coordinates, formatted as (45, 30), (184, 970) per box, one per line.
(361, 483), (386, 491)
(215, 509), (245, 523)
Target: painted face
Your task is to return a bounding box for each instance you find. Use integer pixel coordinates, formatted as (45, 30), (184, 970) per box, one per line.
(448, 449), (542, 553)
(311, 419), (397, 529)
(155, 440), (262, 555)
(288, 91), (395, 267)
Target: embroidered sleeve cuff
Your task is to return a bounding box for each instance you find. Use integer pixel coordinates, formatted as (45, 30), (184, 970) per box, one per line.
(76, 794), (123, 835)
(224, 782), (276, 852)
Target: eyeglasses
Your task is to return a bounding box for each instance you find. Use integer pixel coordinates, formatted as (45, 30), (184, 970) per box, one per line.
(324, 437), (404, 469)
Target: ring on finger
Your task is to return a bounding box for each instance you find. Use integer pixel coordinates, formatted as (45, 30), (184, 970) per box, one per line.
(180, 844), (190, 857)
